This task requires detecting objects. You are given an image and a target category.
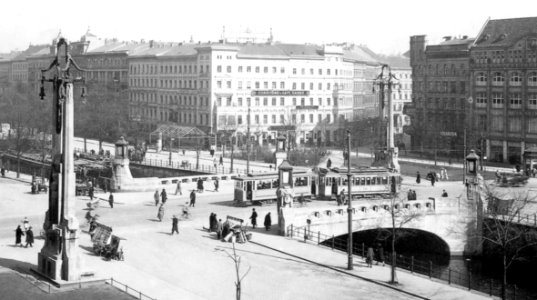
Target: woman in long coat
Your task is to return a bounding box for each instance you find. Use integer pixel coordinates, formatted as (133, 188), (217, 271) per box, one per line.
(264, 212), (272, 231)
(15, 225), (24, 247)
(154, 189), (160, 206)
(157, 204), (165, 222)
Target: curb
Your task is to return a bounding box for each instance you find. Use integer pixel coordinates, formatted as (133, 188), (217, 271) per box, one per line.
(250, 240), (430, 300)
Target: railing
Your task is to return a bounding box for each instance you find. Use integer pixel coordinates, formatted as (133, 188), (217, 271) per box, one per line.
(15, 273), (156, 300)
(107, 277), (157, 300)
(485, 209), (537, 228)
(286, 225), (536, 300)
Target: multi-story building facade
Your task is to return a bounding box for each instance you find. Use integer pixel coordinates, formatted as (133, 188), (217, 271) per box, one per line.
(469, 17), (537, 164)
(408, 17), (537, 164)
(129, 42), (381, 146)
(408, 35), (473, 155)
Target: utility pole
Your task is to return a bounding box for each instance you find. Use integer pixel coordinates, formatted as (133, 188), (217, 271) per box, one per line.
(246, 105), (251, 174)
(346, 130), (353, 270)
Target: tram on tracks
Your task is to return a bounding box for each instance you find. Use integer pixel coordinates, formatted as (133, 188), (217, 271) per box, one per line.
(233, 169), (315, 205)
(316, 166), (401, 199)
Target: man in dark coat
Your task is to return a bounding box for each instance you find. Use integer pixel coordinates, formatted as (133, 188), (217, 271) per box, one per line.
(416, 171), (421, 184)
(430, 173), (436, 187)
(209, 213), (216, 232)
(219, 155), (223, 166)
(108, 193), (114, 208)
(214, 178), (219, 192)
(216, 219), (223, 240)
(327, 158), (332, 168)
(161, 189), (168, 204)
(249, 208), (258, 229)
(15, 225), (24, 247)
(25, 227), (34, 248)
(171, 215), (179, 235)
(189, 190), (196, 207)
(197, 178), (204, 192)
(264, 212), (272, 231)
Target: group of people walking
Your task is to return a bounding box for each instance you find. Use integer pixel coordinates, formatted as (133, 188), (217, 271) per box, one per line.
(365, 243), (385, 268)
(14, 217), (34, 248)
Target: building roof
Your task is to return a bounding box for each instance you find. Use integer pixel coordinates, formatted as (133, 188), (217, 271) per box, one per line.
(343, 45), (380, 65)
(150, 124), (207, 139)
(377, 54), (410, 69)
(474, 17), (537, 48)
(11, 45), (51, 61)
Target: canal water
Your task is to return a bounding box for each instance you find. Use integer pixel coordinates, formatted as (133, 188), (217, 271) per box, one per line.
(328, 229), (537, 299)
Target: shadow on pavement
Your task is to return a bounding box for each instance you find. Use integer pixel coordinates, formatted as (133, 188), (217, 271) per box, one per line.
(0, 257), (35, 275)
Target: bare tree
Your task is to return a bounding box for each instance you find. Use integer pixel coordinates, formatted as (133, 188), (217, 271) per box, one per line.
(222, 241), (251, 300)
(376, 190), (423, 284)
(481, 185), (537, 299)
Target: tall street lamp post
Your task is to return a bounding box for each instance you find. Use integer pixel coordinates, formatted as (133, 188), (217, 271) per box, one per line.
(346, 130), (353, 270)
(246, 104), (251, 174)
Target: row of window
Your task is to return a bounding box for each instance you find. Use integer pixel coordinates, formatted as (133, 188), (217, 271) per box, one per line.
(475, 71), (537, 86)
(475, 92), (537, 108)
(476, 114), (537, 134)
(218, 112), (342, 125)
(217, 96), (334, 107)
(130, 64), (208, 75)
(216, 65), (343, 77)
(216, 80), (341, 91)
(130, 78), (209, 89)
(130, 93), (210, 107)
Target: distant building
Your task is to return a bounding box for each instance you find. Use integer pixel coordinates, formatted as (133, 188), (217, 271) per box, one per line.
(469, 17), (537, 164)
(408, 35), (473, 156)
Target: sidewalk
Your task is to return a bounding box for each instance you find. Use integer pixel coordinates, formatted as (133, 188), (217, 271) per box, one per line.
(251, 233), (491, 300)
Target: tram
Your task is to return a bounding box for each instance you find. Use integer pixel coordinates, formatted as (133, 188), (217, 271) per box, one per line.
(316, 166), (400, 199)
(233, 169), (315, 205)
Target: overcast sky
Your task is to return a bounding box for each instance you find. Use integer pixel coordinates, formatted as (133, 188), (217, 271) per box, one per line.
(1, 0), (535, 55)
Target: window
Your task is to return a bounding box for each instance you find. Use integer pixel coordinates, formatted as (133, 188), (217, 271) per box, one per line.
(318, 98), (322, 106)
(309, 98), (314, 105)
(509, 93), (521, 108)
(247, 66), (251, 72)
(238, 98), (243, 106)
(327, 69), (331, 75)
(510, 72), (522, 86)
(318, 83), (322, 90)
(292, 98), (297, 106)
(280, 82), (285, 89)
(280, 67), (285, 73)
(280, 98), (284, 105)
(272, 115), (276, 123)
(263, 115), (268, 124)
(217, 81), (222, 88)
(226, 66), (231, 73)
(301, 98), (305, 106)
(238, 81), (243, 89)
(246, 81), (251, 89)
(476, 72), (487, 85)
(255, 97), (260, 106)
(255, 82), (260, 89)
(301, 114), (305, 122)
(301, 68), (305, 75)
(292, 114), (296, 123)
(326, 114), (331, 123)
(292, 83), (297, 90)
(309, 114), (313, 123)
(238, 115), (243, 124)
(255, 66), (260, 73)
(217, 97), (222, 106)
(327, 98), (331, 106)
(301, 82), (305, 90)
(310, 82), (314, 90)
(217, 66), (222, 72)
(529, 72), (537, 86)
(255, 115), (259, 124)
(263, 98), (268, 106)
(238, 66), (243, 72)
(476, 92), (487, 106)
(226, 97), (232, 106)
(509, 118), (522, 132)
(293, 68), (297, 75)
(492, 72), (504, 86)
(263, 82), (268, 89)
(272, 97), (276, 105)
(280, 115), (284, 123)
(491, 115), (504, 132)
(529, 94), (537, 108)
(226, 81), (231, 89)
(272, 67), (277, 73)
(492, 92), (504, 107)
(272, 82), (277, 89)
(327, 83), (331, 90)
(246, 98), (251, 107)
(318, 69), (322, 75)
(528, 118), (537, 133)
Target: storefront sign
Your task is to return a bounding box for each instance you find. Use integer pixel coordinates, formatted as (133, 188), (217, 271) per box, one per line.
(269, 125), (296, 131)
(295, 105), (319, 110)
(251, 90), (310, 96)
(440, 131), (457, 137)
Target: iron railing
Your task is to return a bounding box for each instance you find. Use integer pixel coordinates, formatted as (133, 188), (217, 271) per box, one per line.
(286, 225), (536, 300)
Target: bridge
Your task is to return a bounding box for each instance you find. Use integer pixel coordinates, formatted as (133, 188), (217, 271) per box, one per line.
(280, 197), (480, 256)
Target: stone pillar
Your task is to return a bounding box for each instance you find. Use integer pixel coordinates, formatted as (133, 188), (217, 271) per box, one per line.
(502, 140), (508, 163)
(60, 83), (82, 281)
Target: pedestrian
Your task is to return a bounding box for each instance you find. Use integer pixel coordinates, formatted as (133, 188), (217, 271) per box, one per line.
(213, 157), (217, 170)
(189, 190), (196, 207)
(219, 155), (223, 166)
(161, 189), (168, 204)
(108, 192), (114, 208)
(217, 219), (223, 240)
(154, 189), (160, 206)
(269, 164), (272, 171)
(1, 167), (5, 177)
(250, 208), (258, 229)
(209, 213), (216, 232)
(182, 149), (186, 155)
(375, 243), (385, 266)
(264, 212), (272, 231)
(25, 227), (34, 248)
(416, 171), (421, 184)
(88, 185), (94, 201)
(211, 213), (219, 232)
(171, 215), (179, 235)
(214, 177), (219, 192)
(366, 247), (374, 268)
(407, 189), (413, 200)
(340, 189), (346, 205)
(157, 204), (165, 222)
(197, 178), (204, 193)
(22, 217), (29, 231)
(175, 180), (182, 195)
(327, 158), (332, 168)
(15, 225), (24, 247)
(431, 174), (436, 187)
(222, 220), (230, 240)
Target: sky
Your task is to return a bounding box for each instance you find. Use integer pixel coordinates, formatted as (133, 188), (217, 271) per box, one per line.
(1, 0), (536, 55)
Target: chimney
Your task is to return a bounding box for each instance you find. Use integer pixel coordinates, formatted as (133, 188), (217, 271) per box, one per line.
(443, 36), (452, 41)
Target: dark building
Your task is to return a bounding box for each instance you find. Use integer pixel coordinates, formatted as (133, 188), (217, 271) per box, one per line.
(408, 35), (473, 157)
